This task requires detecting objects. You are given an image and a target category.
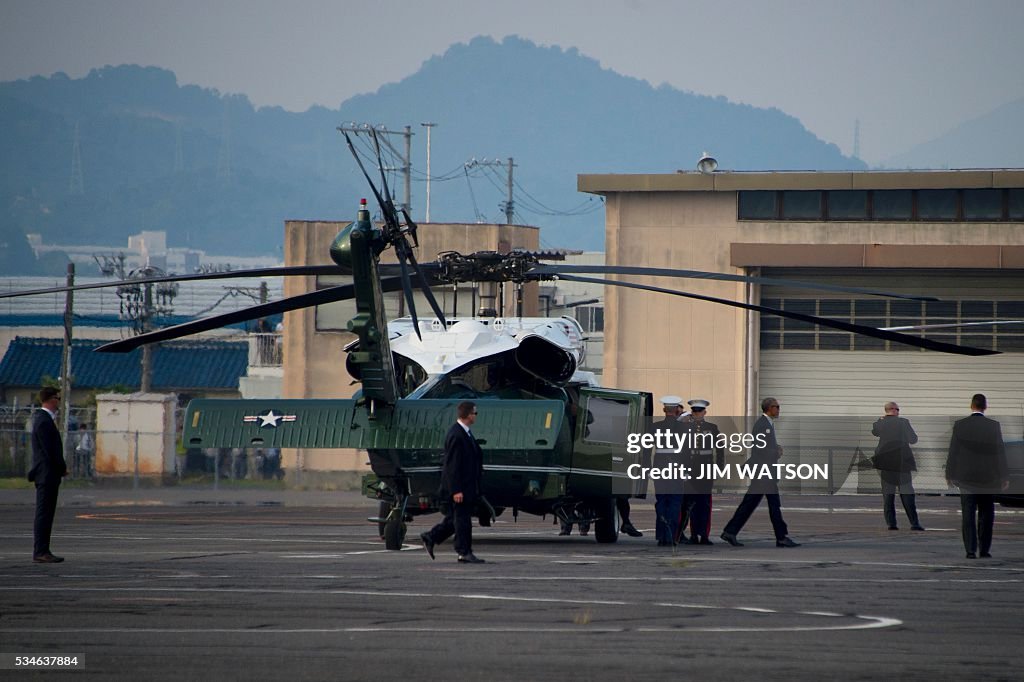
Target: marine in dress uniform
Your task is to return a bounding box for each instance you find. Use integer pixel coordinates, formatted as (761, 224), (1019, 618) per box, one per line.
(682, 399), (724, 545)
(654, 396), (686, 547)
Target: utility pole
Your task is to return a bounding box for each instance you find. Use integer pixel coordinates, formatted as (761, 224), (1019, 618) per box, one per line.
(140, 281), (153, 393)
(465, 157), (516, 224)
(421, 122), (436, 222)
(505, 157), (514, 225)
(112, 264), (178, 393)
(339, 123), (414, 214)
(60, 263), (74, 465)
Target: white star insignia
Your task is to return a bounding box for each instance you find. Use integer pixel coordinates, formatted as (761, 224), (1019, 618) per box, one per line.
(259, 410), (282, 427)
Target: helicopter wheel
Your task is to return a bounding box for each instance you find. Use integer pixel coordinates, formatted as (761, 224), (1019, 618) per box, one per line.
(593, 497), (620, 544)
(377, 501), (390, 539)
(383, 516), (407, 550)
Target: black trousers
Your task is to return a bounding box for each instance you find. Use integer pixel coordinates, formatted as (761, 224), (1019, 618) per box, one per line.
(33, 482), (60, 557)
(724, 489), (789, 541)
(880, 471), (920, 528)
(960, 493), (995, 555)
(426, 497), (475, 557)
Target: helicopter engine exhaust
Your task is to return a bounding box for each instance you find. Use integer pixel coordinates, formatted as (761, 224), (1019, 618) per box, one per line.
(514, 334), (577, 385)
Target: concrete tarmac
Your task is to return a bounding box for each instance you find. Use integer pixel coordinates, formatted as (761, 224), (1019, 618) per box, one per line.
(0, 490), (1022, 681)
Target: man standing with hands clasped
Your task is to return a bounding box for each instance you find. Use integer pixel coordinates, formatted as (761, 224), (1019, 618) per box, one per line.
(421, 401), (486, 564)
(945, 393), (1008, 559)
(28, 387), (68, 563)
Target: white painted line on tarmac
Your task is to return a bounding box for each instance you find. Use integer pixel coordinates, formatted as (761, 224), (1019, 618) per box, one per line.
(0, 585), (902, 634)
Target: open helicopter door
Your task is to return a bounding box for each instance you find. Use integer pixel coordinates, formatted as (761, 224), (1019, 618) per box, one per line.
(570, 387), (653, 501)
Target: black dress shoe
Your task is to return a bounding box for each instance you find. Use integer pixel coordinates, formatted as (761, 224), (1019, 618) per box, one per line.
(980, 552), (992, 558)
(776, 537), (800, 548)
(910, 525), (925, 531)
(32, 553), (64, 563)
(887, 526), (899, 531)
(966, 552), (976, 559)
(720, 531), (743, 547)
(558, 529), (571, 536)
(699, 537), (714, 545)
(687, 536), (701, 545)
(419, 532), (435, 560)
(620, 522), (643, 537)
(457, 553), (486, 564)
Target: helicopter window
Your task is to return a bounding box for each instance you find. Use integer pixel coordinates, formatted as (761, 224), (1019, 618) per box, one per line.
(580, 396), (632, 445)
(394, 355), (427, 397)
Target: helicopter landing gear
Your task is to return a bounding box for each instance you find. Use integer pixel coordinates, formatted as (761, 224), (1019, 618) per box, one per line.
(382, 494), (411, 550)
(383, 516), (407, 550)
(593, 497), (620, 544)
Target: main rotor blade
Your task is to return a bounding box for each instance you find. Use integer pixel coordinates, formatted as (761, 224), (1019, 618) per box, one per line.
(0, 265), (343, 300)
(394, 239), (422, 341)
(882, 320), (1024, 332)
(531, 265), (938, 301)
(403, 240), (448, 327)
(558, 274), (998, 357)
(370, 128), (400, 229)
(342, 130), (392, 225)
(96, 277), (406, 353)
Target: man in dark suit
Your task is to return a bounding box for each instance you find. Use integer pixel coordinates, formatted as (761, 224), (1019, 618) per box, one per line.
(720, 397), (800, 548)
(872, 401), (924, 531)
(28, 387), (68, 563)
(945, 393), (1008, 559)
(421, 401), (486, 563)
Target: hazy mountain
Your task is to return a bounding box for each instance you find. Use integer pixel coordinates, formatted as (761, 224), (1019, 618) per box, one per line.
(0, 36), (865, 274)
(879, 97), (1024, 169)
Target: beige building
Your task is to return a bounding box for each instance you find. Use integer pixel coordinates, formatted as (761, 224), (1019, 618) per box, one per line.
(281, 219), (540, 479)
(578, 170), (1024, 428)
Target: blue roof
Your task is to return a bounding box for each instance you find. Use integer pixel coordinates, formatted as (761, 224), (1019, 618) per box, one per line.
(0, 337), (248, 391)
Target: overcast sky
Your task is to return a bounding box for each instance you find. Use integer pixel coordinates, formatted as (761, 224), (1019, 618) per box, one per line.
(2, 0), (1022, 164)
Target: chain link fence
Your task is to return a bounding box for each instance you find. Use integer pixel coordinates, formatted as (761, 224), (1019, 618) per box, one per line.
(0, 404), (285, 486)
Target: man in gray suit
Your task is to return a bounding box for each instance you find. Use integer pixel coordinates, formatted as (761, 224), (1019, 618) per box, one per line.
(945, 393), (1008, 559)
(28, 387), (68, 563)
(872, 401), (924, 531)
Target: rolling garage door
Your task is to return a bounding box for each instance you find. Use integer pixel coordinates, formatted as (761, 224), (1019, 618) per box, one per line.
(757, 270), (1024, 492)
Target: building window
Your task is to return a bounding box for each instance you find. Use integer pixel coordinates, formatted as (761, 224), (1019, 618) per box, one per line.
(964, 189), (1003, 221)
(740, 188), (1023, 222)
(872, 190), (913, 220)
(1009, 189), (1024, 220)
(759, 297), (1023, 353)
(738, 191), (778, 219)
(782, 191), (822, 219)
(827, 190), (868, 220)
(917, 189), (958, 220)
(575, 305), (604, 333)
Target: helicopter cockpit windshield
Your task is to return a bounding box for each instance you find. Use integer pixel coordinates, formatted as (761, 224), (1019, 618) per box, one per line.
(410, 350), (566, 402)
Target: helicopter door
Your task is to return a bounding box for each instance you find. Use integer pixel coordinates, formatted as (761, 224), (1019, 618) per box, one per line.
(570, 387), (652, 499)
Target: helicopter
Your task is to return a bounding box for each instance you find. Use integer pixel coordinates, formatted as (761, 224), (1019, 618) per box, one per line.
(3, 129), (1002, 549)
